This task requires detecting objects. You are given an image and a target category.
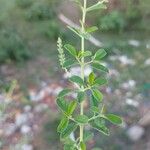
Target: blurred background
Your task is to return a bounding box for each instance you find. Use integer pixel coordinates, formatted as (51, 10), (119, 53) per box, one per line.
(0, 0), (150, 150)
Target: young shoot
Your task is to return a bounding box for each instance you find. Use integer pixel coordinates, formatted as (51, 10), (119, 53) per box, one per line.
(57, 0), (123, 150)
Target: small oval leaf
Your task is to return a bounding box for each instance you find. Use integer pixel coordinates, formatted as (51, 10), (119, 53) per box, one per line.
(69, 75), (84, 86)
(92, 89), (103, 102)
(92, 62), (109, 73)
(91, 106), (99, 113)
(88, 72), (95, 85)
(90, 119), (110, 136)
(90, 95), (99, 107)
(64, 44), (77, 56)
(94, 49), (107, 61)
(57, 116), (69, 133)
(60, 122), (78, 139)
(94, 78), (108, 86)
(86, 26), (98, 33)
(105, 114), (123, 125)
(56, 98), (69, 113)
(58, 89), (72, 98)
(78, 51), (92, 58)
(75, 115), (89, 124)
(67, 101), (77, 116)
(63, 59), (76, 68)
(87, 1), (107, 12)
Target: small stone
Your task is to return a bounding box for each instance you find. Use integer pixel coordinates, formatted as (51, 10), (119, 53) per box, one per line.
(36, 90), (46, 101)
(127, 125), (145, 141)
(34, 103), (48, 113)
(29, 89), (45, 102)
(105, 87), (112, 94)
(22, 144), (33, 150)
(145, 58), (150, 66)
(0, 141), (2, 148)
(15, 114), (28, 126)
(146, 43), (150, 49)
(24, 105), (32, 112)
(109, 55), (118, 61)
(119, 55), (136, 66)
(126, 92), (132, 97)
(139, 110), (150, 127)
(128, 40), (140, 47)
(4, 123), (16, 136)
(0, 129), (3, 136)
(109, 55), (136, 65)
(121, 80), (136, 90)
(21, 125), (31, 134)
(126, 98), (139, 107)
(114, 89), (122, 96)
(109, 69), (120, 77)
(128, 80), (136, 87)
(64, 66), (92, 79)
(43, 86), (53, 94)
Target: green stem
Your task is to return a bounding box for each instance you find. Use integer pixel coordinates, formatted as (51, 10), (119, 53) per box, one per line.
(80, 0), (87, 146)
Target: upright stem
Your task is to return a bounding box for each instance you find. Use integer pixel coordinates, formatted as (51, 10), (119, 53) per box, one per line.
(80, 0), (87, 145)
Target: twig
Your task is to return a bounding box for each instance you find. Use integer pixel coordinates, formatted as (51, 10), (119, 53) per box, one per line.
(58, 13), (103, 47)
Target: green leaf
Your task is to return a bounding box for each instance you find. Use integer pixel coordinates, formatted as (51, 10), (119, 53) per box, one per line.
(80, 141), (86, 150)
(77, 91), (85, 103)
(68, 26), (81, 37)
(90, 119), (110, 136)
(90, 95), (99, 107)
(57, 116), (69, 133)
(63, 137), (75, 147)
(94, 78), (108, 86)
(88, 72), (95, 85)
(91, 106), (99, 113)
(67, 101), (77, 116)
(58, 89), (72, 98)
(56, 98), (68, 113)
(83, 131), (94, 142)
(69, 75), (84, 86)
(104, 114), (123, 125)
(92, 89), (103, 102)
(60, 122), (78, 139)
(78, 51), (92, 58)
(75, 115), (89, 124)
(87, 1), (107, 12)
(94, 49), (107, 61)
(64, 144), (75, 150)
(71, 0), (82, 5)
(68, 26), (90, 39)
(64, 44), (77, 56)
(86, 26), (98, 33)
(92, 63), (109, 73)
(63, 59), (76, 68)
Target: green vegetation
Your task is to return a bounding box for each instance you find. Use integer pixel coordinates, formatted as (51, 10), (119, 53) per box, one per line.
(0, 0), (149, 149)
(0, 0), (62, 64)
(96, 0), (150, 32)
(0, 28), (30, 63)
(25, 2), (56, 21)
(98, 11), (126, 32)
(57, 1), (122, 149)
(16, 0), (33, 8)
